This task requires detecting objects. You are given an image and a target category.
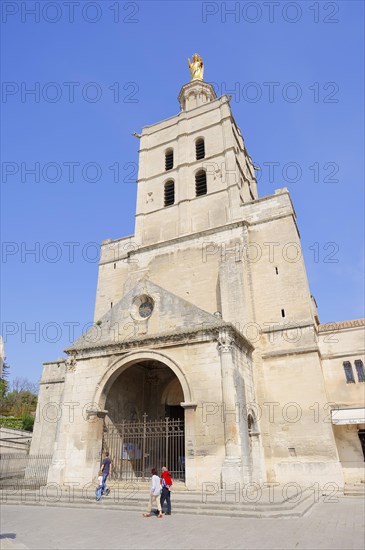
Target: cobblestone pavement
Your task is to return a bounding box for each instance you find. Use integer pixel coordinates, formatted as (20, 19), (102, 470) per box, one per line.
(0, 497), (364, 550)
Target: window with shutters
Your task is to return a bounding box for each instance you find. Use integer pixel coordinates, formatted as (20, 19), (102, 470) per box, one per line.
(355, 360), (365, 383)
(195, 170), (207, 196)
(165, 149), (173, 171)
(195, 138), (205, 160)
(343, 361), (355, 383)
(164, 180), (175, 206)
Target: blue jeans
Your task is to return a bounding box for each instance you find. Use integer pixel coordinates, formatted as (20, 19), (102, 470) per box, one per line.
(95, 485), (102, 501)
(101, 473), (109, 494)
(160, 487), (171, 513)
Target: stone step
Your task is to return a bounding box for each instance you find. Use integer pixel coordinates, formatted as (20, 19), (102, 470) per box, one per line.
(0, 498), (315, 518)
(343, 484), (365, 496)
(0, 488), (318, 518)
(0, 486), (315, 507)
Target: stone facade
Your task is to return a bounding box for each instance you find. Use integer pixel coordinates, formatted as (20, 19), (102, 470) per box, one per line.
(30, 77), (365, 490)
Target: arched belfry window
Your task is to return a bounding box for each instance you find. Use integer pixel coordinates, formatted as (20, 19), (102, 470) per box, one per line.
(164, 180), (175, 206)
(165, 149), (174, 171)
(196, 138), (205, 160)
(195, 170), (207, 196)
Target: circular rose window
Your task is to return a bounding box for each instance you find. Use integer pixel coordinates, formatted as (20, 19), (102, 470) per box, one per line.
(139, 300), (154, 318)
(131, 294), (154, 320)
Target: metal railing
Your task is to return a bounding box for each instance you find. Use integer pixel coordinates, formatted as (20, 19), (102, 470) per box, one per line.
(103, 415), (185, 482)
(0, 454), (52, 489)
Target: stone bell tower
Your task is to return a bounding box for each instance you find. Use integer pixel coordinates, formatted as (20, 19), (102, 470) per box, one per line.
(134, 54), (258, 247)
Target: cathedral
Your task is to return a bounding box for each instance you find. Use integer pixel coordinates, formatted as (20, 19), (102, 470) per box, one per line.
(30, 56), (365, 491)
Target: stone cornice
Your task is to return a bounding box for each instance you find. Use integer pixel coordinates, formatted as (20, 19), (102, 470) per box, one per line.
(65, 322), (254, 359)
(39, 378), (65, 385)
(318, 319), (365, 332)
(99, 194), (297, 267)
(320, 350), (365, 360)
(262, 346), (320, 359)
(99, 219), (249, 266)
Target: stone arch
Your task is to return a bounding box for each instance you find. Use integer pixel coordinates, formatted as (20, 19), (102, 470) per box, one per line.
(92, 350), (192, 484)
(93, 350), (192, 411)
(161, 377), (184, 406)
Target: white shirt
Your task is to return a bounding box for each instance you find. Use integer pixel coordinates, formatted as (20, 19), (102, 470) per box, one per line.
(151, 474), (161, 496)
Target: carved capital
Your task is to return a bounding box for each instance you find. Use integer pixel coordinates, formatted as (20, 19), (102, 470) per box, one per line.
(180, 402), (197, 410)
(86, 408), (108, 420)
(217, 329), (235, 354)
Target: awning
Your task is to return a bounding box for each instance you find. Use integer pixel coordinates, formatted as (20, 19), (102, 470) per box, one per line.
(331, 408), (365, 425)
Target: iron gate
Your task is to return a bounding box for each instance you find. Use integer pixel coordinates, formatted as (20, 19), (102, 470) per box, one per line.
(102, 415), (185, 481)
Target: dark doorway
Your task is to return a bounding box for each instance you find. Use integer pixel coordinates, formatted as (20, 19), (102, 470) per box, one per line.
(103, 360), (185, 481)
(165, 405), (184, 421)
(358, 430), (365, 461)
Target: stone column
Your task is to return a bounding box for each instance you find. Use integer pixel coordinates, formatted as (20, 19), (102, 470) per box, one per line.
(218, 329), (250, 485)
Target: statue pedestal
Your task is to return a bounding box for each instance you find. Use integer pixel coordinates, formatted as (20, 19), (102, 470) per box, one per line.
(178, 81), (217, 111)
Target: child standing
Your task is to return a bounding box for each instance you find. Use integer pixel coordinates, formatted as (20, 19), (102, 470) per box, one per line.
(95, 471), (103, 501)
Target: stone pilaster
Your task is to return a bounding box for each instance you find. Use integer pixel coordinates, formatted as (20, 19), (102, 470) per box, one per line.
(47, 357), (77, 486)
(218, 329), (244, 485)
(181, 402), (197, 490)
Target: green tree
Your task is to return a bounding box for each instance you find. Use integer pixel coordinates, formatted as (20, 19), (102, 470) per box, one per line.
(0, 359), (10, 401)
(0, 376), (39, 417)
(21, 414), (35, 432)
(3, 390), (37, 417)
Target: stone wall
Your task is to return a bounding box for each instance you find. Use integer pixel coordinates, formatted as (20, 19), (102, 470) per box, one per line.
(0, 427), (32, 455)
(30, 360), (66, 456)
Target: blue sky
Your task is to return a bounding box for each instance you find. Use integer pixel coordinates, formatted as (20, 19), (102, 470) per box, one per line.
(1, 0), (364, 384)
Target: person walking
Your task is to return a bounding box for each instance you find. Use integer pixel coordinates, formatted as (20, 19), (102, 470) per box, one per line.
(160, 466), (173, 515)
(100, 451), (112, 496)
(143, 468), (163, 518)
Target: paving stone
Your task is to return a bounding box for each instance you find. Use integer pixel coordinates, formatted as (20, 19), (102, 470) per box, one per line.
(1, 497), (364, 550)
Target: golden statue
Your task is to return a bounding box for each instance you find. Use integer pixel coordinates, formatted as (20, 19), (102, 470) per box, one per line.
(188, 53), (204, 81)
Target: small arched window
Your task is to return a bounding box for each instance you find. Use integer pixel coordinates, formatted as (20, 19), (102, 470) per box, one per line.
(196, 138), (205, 160)
(195, 170), (207, 196)
(165, 149), (173, 171)
(164, 180), (175, 206)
